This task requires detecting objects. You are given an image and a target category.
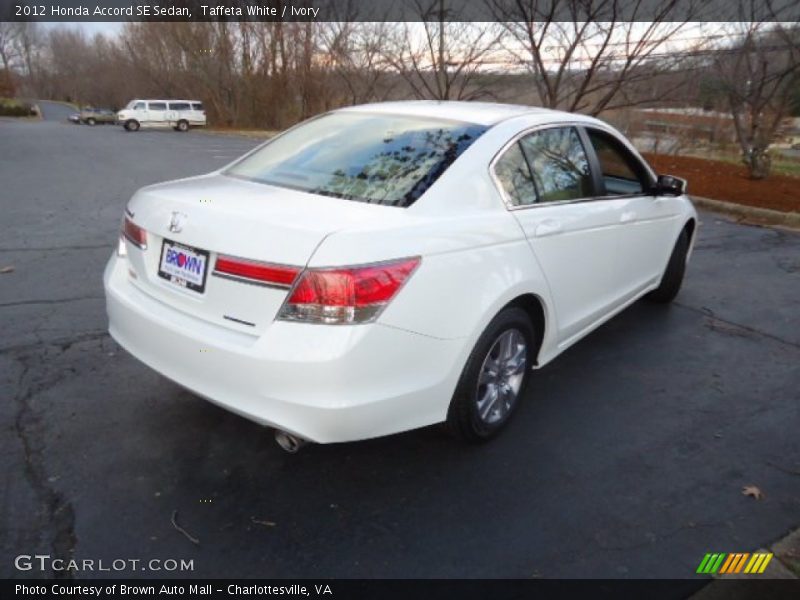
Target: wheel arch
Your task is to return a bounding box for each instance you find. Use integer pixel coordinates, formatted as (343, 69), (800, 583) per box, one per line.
(683, 217), (696, 245)
(503, 293), (547, 367)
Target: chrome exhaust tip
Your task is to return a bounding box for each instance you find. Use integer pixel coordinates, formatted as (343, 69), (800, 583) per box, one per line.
(274, 430), (307, 453)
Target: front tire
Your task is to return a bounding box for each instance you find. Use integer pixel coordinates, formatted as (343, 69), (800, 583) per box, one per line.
(446, 307), (534, 442)
(86, 117), (96, 126)
(124, 119), (140, 132)
(647, 228), (690, 303)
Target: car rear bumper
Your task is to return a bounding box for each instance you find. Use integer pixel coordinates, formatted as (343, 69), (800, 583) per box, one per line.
(104, 255), (465, 443)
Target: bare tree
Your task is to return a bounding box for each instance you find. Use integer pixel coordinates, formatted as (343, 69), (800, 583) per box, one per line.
(0, 22), (21, 74)
(489, 0), (700, 115)
(319, 21), (395, 105)
(382, 1), (504, 101)
(711, 10), (800, 178)
(0, 22), (39, 93)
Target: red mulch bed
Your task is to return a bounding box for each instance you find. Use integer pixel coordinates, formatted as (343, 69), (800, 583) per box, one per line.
(643, 153), (800, 213)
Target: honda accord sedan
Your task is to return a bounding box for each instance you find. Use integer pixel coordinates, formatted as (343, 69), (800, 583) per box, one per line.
(104, 101), (696, 450)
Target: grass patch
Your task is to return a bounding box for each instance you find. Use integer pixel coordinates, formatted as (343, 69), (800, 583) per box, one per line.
(201, 126), (277, 140)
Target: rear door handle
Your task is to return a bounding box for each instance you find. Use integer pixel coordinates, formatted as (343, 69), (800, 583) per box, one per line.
(620, 211), (636, 223)
(534, 220), (563, 237)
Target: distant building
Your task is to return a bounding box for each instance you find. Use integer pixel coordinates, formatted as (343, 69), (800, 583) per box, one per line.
(629, 107), (737, 144)
(783, 118), (800, 148)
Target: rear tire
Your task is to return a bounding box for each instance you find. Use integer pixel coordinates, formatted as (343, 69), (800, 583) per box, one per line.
(446, 307), (534, 442)
(86, 117), (96, 126)
(646, 228), (690, 304)
(177, 120), (189, 132)
(124, 119), (140, 132)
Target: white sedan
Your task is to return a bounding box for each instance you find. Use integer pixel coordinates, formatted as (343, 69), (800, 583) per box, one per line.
(104, 101), (696, 450)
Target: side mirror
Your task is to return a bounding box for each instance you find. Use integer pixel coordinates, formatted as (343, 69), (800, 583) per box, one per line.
(654, 174), (687, 196)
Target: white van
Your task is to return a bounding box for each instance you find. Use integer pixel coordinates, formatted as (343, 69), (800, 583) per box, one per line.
(117, 100), (207, 132)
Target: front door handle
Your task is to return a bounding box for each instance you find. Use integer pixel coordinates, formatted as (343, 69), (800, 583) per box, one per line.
(620, 211), (636, 223)
(534, 219), (563, 237)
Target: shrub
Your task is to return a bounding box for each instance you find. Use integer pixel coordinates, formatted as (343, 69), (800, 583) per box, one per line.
(0, 98), (37, 117)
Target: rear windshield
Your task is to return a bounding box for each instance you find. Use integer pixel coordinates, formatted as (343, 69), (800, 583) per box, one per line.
(225, 112), (488, 207)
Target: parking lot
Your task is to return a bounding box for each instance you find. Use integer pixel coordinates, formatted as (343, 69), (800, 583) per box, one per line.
(1, 104), (798, 580)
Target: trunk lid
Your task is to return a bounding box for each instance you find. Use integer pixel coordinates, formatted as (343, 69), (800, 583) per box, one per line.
(123, 173), (402, 334)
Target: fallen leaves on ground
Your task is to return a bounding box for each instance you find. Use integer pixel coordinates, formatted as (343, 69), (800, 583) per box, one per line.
(643, 153), (800, 213)
(251, 517), (276, 527)
(742, 485), (764, 500)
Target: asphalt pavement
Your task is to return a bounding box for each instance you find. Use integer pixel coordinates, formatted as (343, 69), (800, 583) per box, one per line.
(36, 100), (77, 122)
(1, 109), (798, 581)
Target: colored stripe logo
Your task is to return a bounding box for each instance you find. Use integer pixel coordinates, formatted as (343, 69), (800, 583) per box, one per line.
(696, 552), (773, 574)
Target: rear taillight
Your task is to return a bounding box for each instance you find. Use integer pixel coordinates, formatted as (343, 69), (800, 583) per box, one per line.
(277, 257), (421, 325)
(121, 217), (147, 251)
(214, 255), (300, 288)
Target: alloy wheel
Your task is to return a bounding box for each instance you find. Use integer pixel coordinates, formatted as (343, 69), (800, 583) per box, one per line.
(475, 328), (527, 425)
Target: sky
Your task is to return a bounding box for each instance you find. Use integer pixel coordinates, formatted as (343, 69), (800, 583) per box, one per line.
(44, 21), (124, 37)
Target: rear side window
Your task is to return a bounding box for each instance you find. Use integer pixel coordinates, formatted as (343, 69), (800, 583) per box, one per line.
(494, 143), (537, 206)
(586, 129), (649, 195)
(191, 103), (204, 111)
(518, 127), (591, 203)
(226, 112), (488, 207)
(169, 102), (190, 111)
(148, 102), (166, 111)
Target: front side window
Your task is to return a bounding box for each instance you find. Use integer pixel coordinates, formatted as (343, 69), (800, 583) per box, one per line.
(133, 102), (145, 111)
(586, 129), (649, 195)
(148, 102), (166, 111)
(225, 112), (488, 207)
(518, 127), (592, 203)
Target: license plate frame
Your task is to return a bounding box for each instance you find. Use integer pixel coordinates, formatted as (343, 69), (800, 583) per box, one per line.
(157, 239), (210, 294)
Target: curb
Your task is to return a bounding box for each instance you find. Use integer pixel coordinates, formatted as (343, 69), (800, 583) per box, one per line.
(198, 128), (276, 140)
(689, 528), (800, 599)
(691, 195), (800, 229)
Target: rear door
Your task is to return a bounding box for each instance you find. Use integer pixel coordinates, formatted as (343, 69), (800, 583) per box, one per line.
(168, 101), (189, 124)
(582, 127), (681, 300)
(190, 102), (206, 125)
(494, 125), (630, 346)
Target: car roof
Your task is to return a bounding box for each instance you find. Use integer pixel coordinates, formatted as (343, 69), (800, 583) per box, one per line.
(131, 99), (202, 103)
(334, 100), (599, 127)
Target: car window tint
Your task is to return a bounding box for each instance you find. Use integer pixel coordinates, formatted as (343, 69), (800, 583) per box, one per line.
(148, 103), (166, 111)
(586, 129), (647, 195)
(134, 102), (145, 110)
(191, 103), (204, 111)
(494, 143), (537, 206)
(519, 127), (591, 203)
(226, 112), (488, 207)
(170, 103), (190, 111)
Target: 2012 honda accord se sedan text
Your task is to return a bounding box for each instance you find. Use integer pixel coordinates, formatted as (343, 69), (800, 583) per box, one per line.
(104, 101), (697, 449)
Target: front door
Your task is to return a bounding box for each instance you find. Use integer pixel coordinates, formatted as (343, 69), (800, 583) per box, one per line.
(582, 127), (682, 300)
